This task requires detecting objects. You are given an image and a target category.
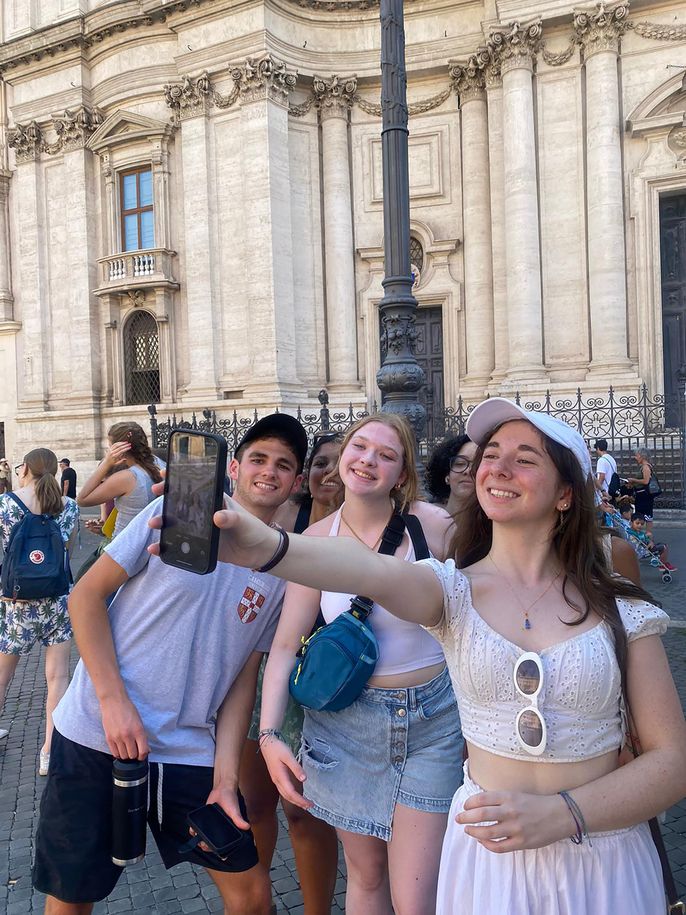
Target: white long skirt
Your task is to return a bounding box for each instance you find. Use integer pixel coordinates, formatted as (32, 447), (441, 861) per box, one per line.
(436, 764), (665, 915)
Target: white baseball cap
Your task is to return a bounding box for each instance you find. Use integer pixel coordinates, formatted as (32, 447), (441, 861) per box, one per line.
(466, 397), (592, 479)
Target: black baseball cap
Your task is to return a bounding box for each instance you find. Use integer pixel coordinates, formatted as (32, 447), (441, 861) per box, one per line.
(235, 413), (308, 473)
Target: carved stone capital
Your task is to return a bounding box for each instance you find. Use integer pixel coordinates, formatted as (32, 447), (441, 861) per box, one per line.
(229, 55), (297, 106)
(7, 121), (43, 163)
(449, 58), (486, 103)
(573, 2), (629, 58)
(52, 106), (103, 151)
(485, 59), (503, 90)
(314, 75), (357, 120)
(164, 72), (212, 119)
(487, 20), (543, 75)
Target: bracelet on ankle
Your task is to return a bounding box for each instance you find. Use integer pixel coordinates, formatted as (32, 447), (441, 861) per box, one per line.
(253, 524), (289, 573)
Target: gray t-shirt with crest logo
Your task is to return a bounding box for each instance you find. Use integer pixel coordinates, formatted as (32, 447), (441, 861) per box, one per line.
(53, 497), (284, 765)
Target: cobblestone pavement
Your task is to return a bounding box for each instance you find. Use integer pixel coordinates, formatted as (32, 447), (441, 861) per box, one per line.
(0, 522), (684, 912)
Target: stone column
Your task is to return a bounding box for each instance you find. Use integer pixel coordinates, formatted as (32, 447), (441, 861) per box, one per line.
(0, 169), (13, 322)
(451, 60), (494, 390)
(231, 55), (299, 400)
(166, 74), (220, 400)
(485, 59), (509, 385)
(490, 21), (546, 381)
(8, 122), (48, 409)
(52, 107), (102, 404)
(314, 75), (359, 392)
(575, 2), (633, 377)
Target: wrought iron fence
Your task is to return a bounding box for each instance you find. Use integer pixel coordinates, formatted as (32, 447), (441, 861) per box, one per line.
(149, 385), (685, 508)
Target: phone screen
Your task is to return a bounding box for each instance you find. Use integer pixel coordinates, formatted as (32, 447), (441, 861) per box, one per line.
(160, 431), (227, 574)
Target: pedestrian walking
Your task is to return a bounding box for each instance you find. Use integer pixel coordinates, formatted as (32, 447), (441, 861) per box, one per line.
(0, 458), (11, 494)
(626, 448), (659, 537)
(58, 458), (77, 499)
(0, 449), (78, 772)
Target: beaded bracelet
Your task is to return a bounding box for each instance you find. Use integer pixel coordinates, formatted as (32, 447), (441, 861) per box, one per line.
(559, 790), (592, 847)
(254, 524), (289, 573)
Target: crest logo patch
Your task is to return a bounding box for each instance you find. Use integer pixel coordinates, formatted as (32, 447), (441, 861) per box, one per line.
(29, 550), (45, 565)
(237, 586), (265, 624)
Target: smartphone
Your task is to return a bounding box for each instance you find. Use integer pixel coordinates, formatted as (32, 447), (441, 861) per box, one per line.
(186, 803), (246, 859)
(160, 430), (228, 575)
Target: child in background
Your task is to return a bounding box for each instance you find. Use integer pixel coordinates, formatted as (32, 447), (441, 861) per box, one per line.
(629, 514), (677, 571)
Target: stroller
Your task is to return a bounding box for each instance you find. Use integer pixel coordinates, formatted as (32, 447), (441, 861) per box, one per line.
(604, 511), (675, 584)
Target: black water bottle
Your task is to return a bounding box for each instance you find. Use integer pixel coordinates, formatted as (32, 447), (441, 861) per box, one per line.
(111, 758), (148, 866)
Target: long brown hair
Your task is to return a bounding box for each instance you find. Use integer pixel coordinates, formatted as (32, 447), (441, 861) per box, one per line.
(23, 448), (63, 516)
(450, 421), (656, 695)
(336, 414), (419, 512)
(108, 422), (162, 484)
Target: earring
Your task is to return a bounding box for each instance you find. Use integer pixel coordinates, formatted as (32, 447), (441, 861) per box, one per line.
(558, 504), (569, 526)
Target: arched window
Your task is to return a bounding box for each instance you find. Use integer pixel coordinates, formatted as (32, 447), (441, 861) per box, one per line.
(123, 311), (160, 405)
(409, 236), (424, 273)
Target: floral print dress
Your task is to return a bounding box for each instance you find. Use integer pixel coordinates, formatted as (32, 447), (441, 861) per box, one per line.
(0, 494), (79, 655)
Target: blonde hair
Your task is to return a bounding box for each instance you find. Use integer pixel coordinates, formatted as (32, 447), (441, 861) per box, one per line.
(23, 448), (63, 516)
(337, 413), (419, 512)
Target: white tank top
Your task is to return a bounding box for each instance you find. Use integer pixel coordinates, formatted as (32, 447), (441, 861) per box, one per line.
(319, 506), (445, 676)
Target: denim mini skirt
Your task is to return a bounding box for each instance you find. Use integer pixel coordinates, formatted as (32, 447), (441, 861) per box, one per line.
(300, 666), (463, 841)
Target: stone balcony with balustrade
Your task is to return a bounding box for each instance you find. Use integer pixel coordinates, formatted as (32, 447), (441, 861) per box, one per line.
(95, 248), (179, 297)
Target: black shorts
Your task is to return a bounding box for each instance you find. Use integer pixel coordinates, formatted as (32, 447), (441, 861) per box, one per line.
(32, 729), (259, 904)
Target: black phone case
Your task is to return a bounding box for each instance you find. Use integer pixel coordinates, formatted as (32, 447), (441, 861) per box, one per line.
(160, 430), (228, 575)
(186, 803), (244, 858)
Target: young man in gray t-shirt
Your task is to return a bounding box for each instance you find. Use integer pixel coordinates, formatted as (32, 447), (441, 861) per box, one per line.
(33, 415), (307, 915)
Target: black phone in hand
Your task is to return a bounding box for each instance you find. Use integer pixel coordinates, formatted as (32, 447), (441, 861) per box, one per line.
(160, 430), (227, 575)
(186, 803), (245, 859)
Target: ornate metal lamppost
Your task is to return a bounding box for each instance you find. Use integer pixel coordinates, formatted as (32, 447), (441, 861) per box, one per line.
(376, 0), (425, 439)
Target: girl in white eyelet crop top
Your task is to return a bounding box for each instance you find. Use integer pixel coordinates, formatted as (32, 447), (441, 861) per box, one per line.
(418, 558), (669, 763)
(320, 507), (445, 676)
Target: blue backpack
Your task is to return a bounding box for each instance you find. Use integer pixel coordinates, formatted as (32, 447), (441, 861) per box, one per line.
(1, 493), (71, 601)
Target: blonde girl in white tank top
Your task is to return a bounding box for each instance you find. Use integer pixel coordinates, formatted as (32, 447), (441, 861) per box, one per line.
(260, 414), (459, 915)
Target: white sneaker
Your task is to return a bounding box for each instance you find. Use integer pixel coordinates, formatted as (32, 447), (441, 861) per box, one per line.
(0, 728), (8, 740)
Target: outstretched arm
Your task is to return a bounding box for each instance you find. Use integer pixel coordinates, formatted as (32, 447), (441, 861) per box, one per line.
(211, 498), (445, 627)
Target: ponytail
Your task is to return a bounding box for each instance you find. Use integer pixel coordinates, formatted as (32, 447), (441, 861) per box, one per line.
(23, 448), (63, 516)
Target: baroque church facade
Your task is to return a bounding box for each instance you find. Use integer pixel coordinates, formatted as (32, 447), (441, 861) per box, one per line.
(0, 0), (685, 462)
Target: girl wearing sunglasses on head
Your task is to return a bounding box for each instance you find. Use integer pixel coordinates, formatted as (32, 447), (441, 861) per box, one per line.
(157, 398), (686, 915)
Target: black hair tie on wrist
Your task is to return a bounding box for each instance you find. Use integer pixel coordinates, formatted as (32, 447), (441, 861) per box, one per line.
(254, 524), (289, 573)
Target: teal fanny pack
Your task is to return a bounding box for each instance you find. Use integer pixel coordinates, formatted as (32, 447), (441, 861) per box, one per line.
(288, 512), (429, 713)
